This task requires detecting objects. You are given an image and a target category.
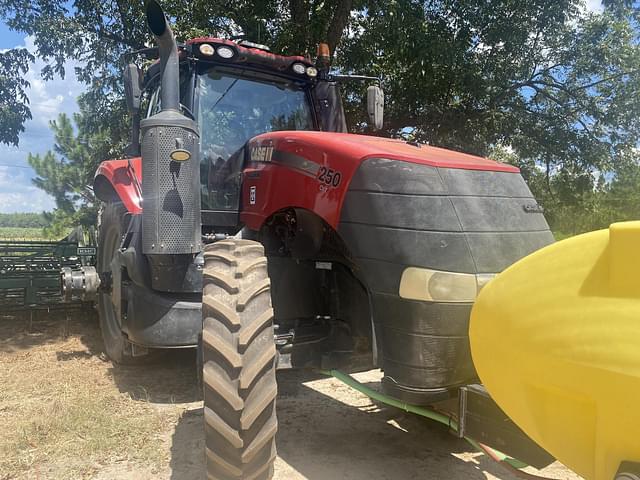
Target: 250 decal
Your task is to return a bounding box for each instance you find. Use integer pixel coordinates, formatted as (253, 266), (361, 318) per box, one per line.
(317, 166), (342, 188)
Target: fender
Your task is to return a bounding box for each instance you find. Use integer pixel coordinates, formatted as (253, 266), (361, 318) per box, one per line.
(93, 157), (143, 214)
(240, 133), (361, 230)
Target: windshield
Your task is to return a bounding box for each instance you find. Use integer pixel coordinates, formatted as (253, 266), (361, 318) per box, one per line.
(198, 69), (314, 211)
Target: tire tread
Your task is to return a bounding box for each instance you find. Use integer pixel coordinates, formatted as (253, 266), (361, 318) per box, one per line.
(203, 239), (277, 480)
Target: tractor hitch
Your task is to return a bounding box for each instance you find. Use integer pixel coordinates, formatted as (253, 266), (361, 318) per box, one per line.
(61, 265), (101, 303)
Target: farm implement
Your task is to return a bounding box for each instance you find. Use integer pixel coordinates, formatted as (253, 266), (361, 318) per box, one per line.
(0, 234), (98, 313)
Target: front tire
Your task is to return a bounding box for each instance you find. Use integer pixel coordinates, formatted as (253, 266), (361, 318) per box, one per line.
(202, 239), (277, 480)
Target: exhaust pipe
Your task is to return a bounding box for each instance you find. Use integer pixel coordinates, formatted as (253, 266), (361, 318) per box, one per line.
(140, 0), (202, 287)
(145, 0), (179, 112)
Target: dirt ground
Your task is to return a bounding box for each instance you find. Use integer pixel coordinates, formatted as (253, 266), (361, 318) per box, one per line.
(0, 311), (583, 480)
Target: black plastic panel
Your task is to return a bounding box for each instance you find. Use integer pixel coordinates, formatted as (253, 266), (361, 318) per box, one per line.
(348, 157), (447, 195)
(466, 231), (555, 272)
(341, 191), (461, 230)
(354, 258), (406, 294)
(372, 294), (477, 396)
(450, 196), (550, 232)
(438, 168), (531, 197)
(339, 223), (475, 273)
(338, 157), (554, 400)
(124, 283), (201, 347)
(372, 293), (472, 336)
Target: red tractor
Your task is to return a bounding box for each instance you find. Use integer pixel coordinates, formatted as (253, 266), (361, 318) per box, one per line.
(88, 1), (555, 478)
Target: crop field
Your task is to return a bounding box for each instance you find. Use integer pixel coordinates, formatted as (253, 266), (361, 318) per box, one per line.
(0, 228), (48, 241)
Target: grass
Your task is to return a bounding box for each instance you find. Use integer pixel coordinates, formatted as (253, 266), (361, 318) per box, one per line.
(0, 227), (48, 240)
(0, 313), (190, 479)
(552, 231), (579, 241)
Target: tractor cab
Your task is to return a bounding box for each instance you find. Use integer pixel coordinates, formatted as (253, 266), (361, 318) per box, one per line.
(195, 61), (315, 221)
(126, 37), (379, 231)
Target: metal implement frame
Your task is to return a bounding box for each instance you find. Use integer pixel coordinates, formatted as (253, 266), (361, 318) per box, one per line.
(0, 240), (95, 312)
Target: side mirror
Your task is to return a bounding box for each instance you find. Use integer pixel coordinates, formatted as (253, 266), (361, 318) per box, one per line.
(367, 85), (384, 130)
(123, 64), (142, 112)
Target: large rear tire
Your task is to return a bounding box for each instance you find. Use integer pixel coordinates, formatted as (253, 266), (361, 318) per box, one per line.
(97, 203), (147, 364)
(202, 239), (277, 480)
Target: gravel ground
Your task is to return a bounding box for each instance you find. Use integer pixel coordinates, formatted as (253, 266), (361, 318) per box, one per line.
(1, 312), (582, 480)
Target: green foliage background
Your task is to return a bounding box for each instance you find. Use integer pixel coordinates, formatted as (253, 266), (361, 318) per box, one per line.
(2, 0), (640, 238)
(0, 212), (47, 228)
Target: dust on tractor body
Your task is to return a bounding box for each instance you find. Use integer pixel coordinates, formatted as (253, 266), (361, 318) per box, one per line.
(90, 1), (555, 478)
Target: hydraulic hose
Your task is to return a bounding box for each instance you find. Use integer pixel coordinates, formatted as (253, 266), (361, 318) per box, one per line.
(318, 369), (457, 430)
(318, 369), (554, 480)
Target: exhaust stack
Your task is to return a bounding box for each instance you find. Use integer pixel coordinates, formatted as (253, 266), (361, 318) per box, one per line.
(140, 0), (201, 288)
(145, 0), (179, 112)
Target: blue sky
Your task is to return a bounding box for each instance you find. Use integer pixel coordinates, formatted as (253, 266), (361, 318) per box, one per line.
(0, 23), (84, 213)
(0, 0), (605, 214)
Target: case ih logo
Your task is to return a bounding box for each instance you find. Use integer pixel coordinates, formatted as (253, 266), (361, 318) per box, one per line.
(250, 146), (274, 163)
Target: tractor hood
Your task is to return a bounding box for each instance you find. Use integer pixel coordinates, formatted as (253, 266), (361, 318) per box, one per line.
(244, 130), (553, 399)
(248, 131), (518, 173)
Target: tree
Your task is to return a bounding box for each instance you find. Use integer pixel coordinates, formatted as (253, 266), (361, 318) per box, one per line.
(341, 1), (640, 164)
(0, 0), (362, 142)
(336, 0), (640, 230)
(0, 0), (363, 230)
(2, 0), (640, 233)
(0, 48), (33, 145)
(27, 97), (126, 237)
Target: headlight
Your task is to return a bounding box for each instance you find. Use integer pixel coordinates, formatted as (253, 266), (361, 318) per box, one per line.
(292, 62), (306, 74)
(216, 46), (235, 59)
(306, 66), (318, 77)
(199, 43), (215, 56)
(399, 267), (496, 303)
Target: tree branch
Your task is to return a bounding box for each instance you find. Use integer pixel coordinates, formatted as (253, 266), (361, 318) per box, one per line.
(326, 0), (354, 55)
(575, 69), (640, 90)
(289, 0), (310, 51)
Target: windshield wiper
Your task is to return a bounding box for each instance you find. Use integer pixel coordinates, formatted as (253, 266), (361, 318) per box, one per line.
(208, 78), (240, 114)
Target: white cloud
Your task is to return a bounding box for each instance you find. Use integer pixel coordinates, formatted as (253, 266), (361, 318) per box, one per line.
(21, 36), (83, 129)
(0, 166), (55, 212)
(0, 35), (85, 214)
(584, 0), (604, 13)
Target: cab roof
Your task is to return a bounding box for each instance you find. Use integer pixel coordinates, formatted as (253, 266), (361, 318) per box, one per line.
(144, 37), (316, 85)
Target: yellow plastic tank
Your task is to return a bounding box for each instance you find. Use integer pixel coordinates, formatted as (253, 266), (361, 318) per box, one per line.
(470, 221), (640, 480)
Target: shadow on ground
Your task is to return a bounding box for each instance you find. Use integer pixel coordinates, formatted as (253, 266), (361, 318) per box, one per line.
(65, 310), (202, 404)
(0, 308), (201, 404)
(0, 308), (95, 353)
(107, 348), (200, 404)
(0, 311), (563, 479)
(274, 371), (518, 480)
(166, 369), (529, 480)
(169, 407), (205, 480)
